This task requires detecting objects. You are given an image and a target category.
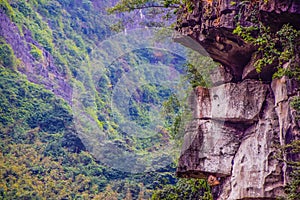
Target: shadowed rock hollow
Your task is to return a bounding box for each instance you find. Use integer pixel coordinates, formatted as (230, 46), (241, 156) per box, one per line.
(175, 0), (300, 199)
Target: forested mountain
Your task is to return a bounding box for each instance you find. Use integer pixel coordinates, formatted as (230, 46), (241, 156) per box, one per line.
(0, 0), (214, 199)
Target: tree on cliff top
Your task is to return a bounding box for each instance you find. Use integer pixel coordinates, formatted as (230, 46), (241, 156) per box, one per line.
(107, 0), (195, 28)
(107, 0), (181, 14)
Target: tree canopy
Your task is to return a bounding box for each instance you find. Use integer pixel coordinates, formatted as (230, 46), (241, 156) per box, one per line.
(107, 0), (181, 14)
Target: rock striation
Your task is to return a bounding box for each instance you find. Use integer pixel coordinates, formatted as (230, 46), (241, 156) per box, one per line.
(175, 0), (300, 199)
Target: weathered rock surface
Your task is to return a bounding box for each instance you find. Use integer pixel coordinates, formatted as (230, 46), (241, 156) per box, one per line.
(174, 0), (256, 80)
(242, 54), (277, 81)
(209, 65), (233, 86)
(176, 0), (300, 199)
(177, 75), (299, 199)
(260, 0), (300, 29)
(174, 0), (300, 81)
(227, 93), (284, 199)
(177, 119), (242, 178)
(191, 80), (267, 122)
(0, 11), (72, 103)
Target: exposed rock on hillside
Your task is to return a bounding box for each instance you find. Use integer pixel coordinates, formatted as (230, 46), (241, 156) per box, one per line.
(175, 0), (300, 199)
(0, 11), (72, 103)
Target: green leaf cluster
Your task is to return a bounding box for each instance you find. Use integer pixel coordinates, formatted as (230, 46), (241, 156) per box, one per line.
(233, 23), (300, 77)
(30, 44), (43, 61)
(152, 178), (212, 200)
(0, 38), (17, 70)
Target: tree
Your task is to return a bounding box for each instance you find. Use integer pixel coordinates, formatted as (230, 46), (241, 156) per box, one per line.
(151, 179), (213, 200)
(107, 0), (189, 28)
(107, 0), (180, 14)
(94, 185), (118, 200)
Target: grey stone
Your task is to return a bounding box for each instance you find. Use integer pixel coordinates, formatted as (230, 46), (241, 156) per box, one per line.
(177, 119), (242, 178)
(177, 76), (299, 199)
(191, 80), (268, 122)
(210, 65), (233, 86)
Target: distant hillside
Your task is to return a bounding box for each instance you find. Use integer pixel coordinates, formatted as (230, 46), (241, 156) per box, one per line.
(0, 0), (215, 199)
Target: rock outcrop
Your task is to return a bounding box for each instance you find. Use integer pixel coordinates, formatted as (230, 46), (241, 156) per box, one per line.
(174, 0), (300, 81)
(0, 10), (72, 103)
(175, 0), (300, 199)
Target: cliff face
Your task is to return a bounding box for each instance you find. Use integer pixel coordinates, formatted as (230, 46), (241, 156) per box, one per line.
(175, 0), (300, 199)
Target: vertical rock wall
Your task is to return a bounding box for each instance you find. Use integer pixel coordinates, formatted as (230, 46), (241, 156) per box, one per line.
(177, 68), (299, 200)
(175, 0), (300, 199)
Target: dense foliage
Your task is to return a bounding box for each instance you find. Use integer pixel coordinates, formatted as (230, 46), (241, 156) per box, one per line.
(8, 0), (299, 199)
(231, 1), (300, 79)
(233, 23), (300, 78)
(107, 0), (195, 28)
(107, 0), (181, 14)
(0, 38), (17, 70)
(0, 0), (215, 199)
(0, 66), (183, 199)
(152, 179), (212, 200)
(110, 0), (300, 199)
(0, 66), (99, 199)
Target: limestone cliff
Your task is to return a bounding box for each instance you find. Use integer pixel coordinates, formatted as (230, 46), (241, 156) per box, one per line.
(175, 0), (300, 199)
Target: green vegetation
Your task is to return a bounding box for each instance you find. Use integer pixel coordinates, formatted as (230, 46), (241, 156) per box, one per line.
(2, 0), (298, 198)
(0, 66), (97, 199)
(30, 44), (43, 61)
(0, 66), (183, 199)
(107, 0), (197, 15)
(3, 0), (298, 199)
(232, 5), (300, 199)
(0, 1), (216, 198)
(152, 179), (213, 200)
(107, 0), (181, 14)
(109, 0), (300, 199)
(0, 0), (15, 20)
(107, 0), (196, 28)
(232, 3), (300, 199)
(0, 38), (17, 70)
(0, 0), (113, 76)
(0, 69), (72, 135)
(233, 23), (300, 78)
(283, 140), (300, 200)
(184, 50), (216, 88)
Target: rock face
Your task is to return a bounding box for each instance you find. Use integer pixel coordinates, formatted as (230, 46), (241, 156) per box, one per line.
(174, 0), (300, 81)
(191, 80), (268, 122)
(177, 72), (299, 200)
(0, 10), (72, 103)
(175, 0), (300, 199)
